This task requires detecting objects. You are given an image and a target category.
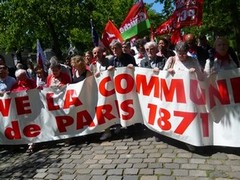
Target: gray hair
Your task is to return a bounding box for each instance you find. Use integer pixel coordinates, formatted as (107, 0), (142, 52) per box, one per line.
(175, 41), (189, 53)
(49, 56), (59, 64)
(15, 69), (27, 78)
(144, 41), (157, 49)
(110, 40), (122, 48)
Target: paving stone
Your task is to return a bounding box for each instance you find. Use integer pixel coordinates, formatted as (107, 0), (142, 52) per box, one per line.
(107, 176), (123, 180)
(117, 163), (133, 169)
(59, 174), (76, 179)
(45, 173), (59, 179)
(124, 168), (139, 175)
(106, 169), (123, 175)
(156, 176), (175, 180)
(91, 169), (106, 175)
(155, 168), (172, 176)
(139, 169), (154, 175)
(172, 169), (188, 176)
(103, 164), (117, 169)
(189, 170), (208, 177)
(164, 163), (180, 169)
(122, 175), (139, 180)
(91, 175), (107, 180)
(140, 176), (158, 180)
(33, 173), (47, 179)
(133, 163), (148, 169)
(47, 168), (61, 173)
(181, 163), (198, 169)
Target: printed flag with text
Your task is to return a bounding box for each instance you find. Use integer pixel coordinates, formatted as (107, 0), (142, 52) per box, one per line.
(119, 0), (151, 40)
(155, 0), (204, 36)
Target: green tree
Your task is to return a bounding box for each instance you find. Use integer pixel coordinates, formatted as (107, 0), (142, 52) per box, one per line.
(0, 0), (135, 61)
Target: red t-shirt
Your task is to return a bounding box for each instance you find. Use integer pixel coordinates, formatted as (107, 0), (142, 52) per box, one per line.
(46, 72), (71, 87)
(11, 78), (37, 92)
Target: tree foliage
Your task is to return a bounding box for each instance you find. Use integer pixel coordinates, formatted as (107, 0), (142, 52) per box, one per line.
(1, 0), (239, 61)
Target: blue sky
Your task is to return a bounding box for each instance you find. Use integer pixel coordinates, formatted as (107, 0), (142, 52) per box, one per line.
(144, 0), (163, 12)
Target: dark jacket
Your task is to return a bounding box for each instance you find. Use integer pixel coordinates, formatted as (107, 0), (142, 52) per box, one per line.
(140, 56), (167, 70)
(109, 53), (137, 67)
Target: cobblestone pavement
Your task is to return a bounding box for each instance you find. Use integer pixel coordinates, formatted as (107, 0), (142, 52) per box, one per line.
(1, 126), (240, 180)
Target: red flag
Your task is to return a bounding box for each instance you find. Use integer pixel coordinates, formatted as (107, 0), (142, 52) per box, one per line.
(171, 30), (182, 45)
(155, 0), (204, 36)
(102, 20), (123, 48)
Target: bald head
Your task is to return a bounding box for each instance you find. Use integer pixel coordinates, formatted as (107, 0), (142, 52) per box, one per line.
(184, 33), (196, 47)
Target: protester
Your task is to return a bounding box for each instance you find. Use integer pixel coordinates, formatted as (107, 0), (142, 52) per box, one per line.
(90, 46), (110, 76)
(164, 41), (204, 151)
(121, 41), (132, 56)
(11, 69), (37, 92)
(70, 55), (92, 83)
(99, 40), (137, 141)
(0, 64), (16, 95)
(84, 50), (94, 66)
(157, 37), (175, 59)
(26, 60), (36, 79)
(184, 33), (209, 70)
(134, 38), (147, 66)
(48, 56), (72, 79)
(140, 41), (167, 142)
(46, 62), (72, 87)
(204, 37), (238, 76)
(164, 41), (204, 81)
(140, 41), (167, 73)
(109, 40), (137, 68)
(99, 40), (137, 140)
(35, 66), (47, 88)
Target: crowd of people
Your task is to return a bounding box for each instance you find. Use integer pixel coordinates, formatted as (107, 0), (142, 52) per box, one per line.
(0, 33), (239, 152)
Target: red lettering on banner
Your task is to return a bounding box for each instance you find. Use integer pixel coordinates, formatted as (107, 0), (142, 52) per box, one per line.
(4, 121), (21, 139)
(120, 99), (134, 120)
(23, 124), (41, 137)
(230, 77), (240, 103)
(46, 93), (60, 111)
(95, 104), (116, 125)
(63, 89), (82, 109)
(15, 96), (31, 115)
(0, 98), (11, 117)
(136, 75), (159, 97)
(147, 104), (157, 125)
(4, 120), (41, 139)
(56, 116), (74, 133)
(190, 79), (206, 105)
(147, 104), (209, 136)
(99, 76), (115, 97)
(209, 80), (230, 108)
(147, 104), (171, 130)
(160, 79), (186, 103)
(115, 74), (134, 94)
(174, 111), (197, 135)
(76, 110), (95, 129)
(157, 108), (171, 130)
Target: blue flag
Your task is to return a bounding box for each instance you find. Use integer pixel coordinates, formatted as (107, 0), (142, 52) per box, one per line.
(90, 19), (99, 47)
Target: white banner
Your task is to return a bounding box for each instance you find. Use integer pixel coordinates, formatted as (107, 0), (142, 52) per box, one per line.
(0, 67), (240, 147)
